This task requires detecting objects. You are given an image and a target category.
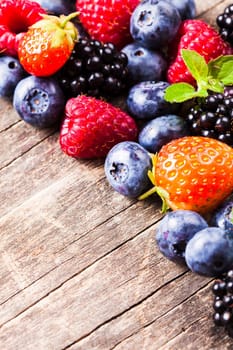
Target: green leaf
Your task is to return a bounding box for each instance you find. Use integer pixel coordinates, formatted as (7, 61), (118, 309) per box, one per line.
(164, 82), (197, 103)
(208, 55), (233, 85)
(181, 49), (208, 82)
(206, 78), (224, 93)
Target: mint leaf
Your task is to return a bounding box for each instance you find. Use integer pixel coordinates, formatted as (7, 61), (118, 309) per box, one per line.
(206, 78), (224, 93)
(208, 55), (233, 85)
(181, 49), (208, 82)
(165, 82), (197, 102)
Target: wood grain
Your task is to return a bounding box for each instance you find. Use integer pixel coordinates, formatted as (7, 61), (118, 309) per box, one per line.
(0, 1), (233, 349)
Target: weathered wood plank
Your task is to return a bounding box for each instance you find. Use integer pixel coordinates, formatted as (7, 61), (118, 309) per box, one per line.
(0, 98), (20, 132)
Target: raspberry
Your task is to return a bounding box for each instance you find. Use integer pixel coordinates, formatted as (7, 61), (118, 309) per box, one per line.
(75, 0), (140, 49)
(0, 0), (46, 57)
(56, 38), (129, 99)
(59, 95), (138, 159)
(167, 19), (233, 85)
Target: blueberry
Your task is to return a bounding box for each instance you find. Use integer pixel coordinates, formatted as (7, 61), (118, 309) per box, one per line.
(130, 0), (181, 49)
(0, 56), (27, 99)
(185, 227), (233, 277)
(13, 76), (66, 128)
(138, 114), (189, 153)
(211, 195), (233, 239)
(165, 0), (196, 20)
(33, 0), (75, 15)
(104, 141), (152, 198)
(156, 210), (208, 264)
(127, 81), (177, 120)
(121, 42), (167, 84)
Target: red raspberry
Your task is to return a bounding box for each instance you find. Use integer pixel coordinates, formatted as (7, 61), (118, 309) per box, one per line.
(75, 0), (140, 49)
(167, 19), (233, 85)
(0, 0), (46, 57)
(59, 95), (138, 159)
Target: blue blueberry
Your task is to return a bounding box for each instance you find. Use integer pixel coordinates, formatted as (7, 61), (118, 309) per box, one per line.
(130, 0), (181, 49)
(138, 114), (189, 153)
(104, 141), (152, 198)
(0, 56), (27, 99)
(156, 210), (208, 264)
(33, 0), (75, 15)
(13, 76), (66, 128)
(165, 0), (196, 19)
(127, 81), (178, 120)
(121, 42), (167, 84)
(185, 227), (233, 277)
(211, 195), (233, 239)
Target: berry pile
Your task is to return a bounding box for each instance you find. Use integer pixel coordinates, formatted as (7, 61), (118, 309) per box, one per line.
(217, 4), (233, 46)
(0, 0), (233, 341)
(186, 89), (233, 146)
(55, 38), (129, 98)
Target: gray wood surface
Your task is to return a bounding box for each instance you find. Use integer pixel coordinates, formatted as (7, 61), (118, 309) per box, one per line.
(1, 1), (233, 349)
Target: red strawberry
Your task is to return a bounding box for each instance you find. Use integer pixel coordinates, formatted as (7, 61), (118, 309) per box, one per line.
(18, 12), (79, 77)
(167, 19), (233, 85)
(75, 0), (140, 49)
(59, 95), (138, 159)
(0, 0), (46, 57)
(139, 136), (233, 215)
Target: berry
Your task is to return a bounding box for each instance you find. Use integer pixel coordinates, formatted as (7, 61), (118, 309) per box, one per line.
(18, 12), (78, 77)
(56, 38), (129, 99)
(104, 141), (152, 198)
(156, 209), (208, 263)
(127, 81), (178, 120)
(130, 0), (181, 50)
(186, 90), (233, 146)
(75, 0), (140, 49)
(59, 95), (138, 159)
(13, 75), (66, 128)
(0, 55), (27, 98)
(211, 194), (233, 239)
(216, 4), (233, 46)
(165, 0), (196, 20)
(185, 227), (233, 277)
(138, 114), (189, 153)
(212, 270), (233, 337)
(121, 42), (167, 85)
(33, 0), (76, 15)
(167, 19), (233, 85)
(139, 136), (233, 215)
(0, 0), (46, 57)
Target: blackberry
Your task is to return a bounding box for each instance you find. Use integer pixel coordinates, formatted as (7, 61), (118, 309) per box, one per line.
(216, 4), (233, 46)
(212, 270), (233, 337)
(186, 89), (233, 146)
(55, 38), (129, 99)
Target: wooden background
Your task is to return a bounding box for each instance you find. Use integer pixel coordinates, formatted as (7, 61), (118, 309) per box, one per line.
(1, 0), (233, 349)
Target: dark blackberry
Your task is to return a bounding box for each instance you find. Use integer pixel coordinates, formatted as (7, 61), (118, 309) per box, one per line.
(186, 89), (233, 146)
(212, 270), (233, 337)
(216, 4), (233, 46)
(55, 38), (129, 99)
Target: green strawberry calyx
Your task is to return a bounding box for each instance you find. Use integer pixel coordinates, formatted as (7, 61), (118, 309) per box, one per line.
(165, 49), (233, 103)
(138, 154), (171, 213)
(30, 12), (79, 50)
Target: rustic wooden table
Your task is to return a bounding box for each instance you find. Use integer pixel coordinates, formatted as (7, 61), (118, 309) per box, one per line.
(0, 0), (233, 349)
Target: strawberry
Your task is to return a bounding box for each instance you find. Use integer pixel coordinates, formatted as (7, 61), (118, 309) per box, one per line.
(59, 95), (138, 159)
(0, 0), (46, 57)
(75, 0), (140, 49)
(167, 19), (233, 85)
(18, 12), (79, 77)
(139, 136), (233, 215)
